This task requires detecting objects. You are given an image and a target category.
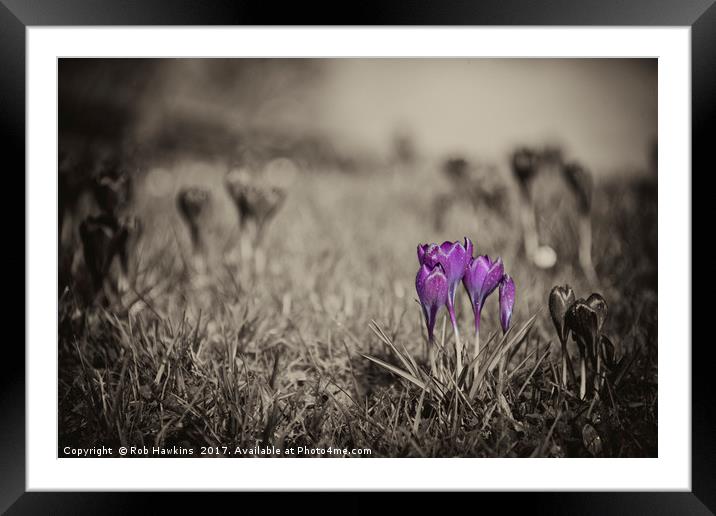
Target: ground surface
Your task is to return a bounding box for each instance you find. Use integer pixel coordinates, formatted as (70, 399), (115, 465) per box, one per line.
(58, 160), (657, 458)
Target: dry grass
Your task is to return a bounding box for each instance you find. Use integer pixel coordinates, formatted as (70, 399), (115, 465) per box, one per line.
(59, 159), (657, 457)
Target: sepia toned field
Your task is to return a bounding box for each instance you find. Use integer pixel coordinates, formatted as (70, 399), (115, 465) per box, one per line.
(58, 150), (657, 458)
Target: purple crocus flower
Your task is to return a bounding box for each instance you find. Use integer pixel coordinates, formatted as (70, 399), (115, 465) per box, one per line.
(415, 263), (449, 342)
(462, 255), (504, 331)
(417, 242), (436, 266)
(417, 237), (473, 328)
(499, 274), (515, 334)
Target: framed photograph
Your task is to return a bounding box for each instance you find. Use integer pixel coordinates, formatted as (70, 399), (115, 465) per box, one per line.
(5, 0), (710, 511)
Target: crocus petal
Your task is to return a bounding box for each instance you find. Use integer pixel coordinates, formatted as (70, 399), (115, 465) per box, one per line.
(434, 239), (470, 284)
(462, 256), (483, 304)
(565, 298), (585, 349)
(549, 284), (576, 343)
(464, 237), (474, 264)
(419, 243), (440, 267)
(565, 299), (600, 358)
(417, 243), (430, 265)
(415, 263), (449, 341)
(439, 240), (457, 253)
(420, 265), (448, 306)
(463, 255), (503, 308)
(483, 257), (505, 299)
(425, 305), (439, 341)
(585, 293), (608, 334)
(499, 274), (515, 334)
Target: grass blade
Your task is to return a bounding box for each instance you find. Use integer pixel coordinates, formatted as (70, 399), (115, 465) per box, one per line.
(361, 354), (427, 390)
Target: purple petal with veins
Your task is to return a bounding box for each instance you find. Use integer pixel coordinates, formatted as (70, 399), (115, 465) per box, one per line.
(415, 263), (449, 341)
(463, 255), (504, 330)
(499, 274), (515, 334)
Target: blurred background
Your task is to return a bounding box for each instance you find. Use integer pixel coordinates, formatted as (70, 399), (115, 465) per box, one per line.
(59, 58), (656, 174)
(59, 58), (657, 318)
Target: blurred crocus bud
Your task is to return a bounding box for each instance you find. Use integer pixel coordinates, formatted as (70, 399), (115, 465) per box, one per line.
(418, 238), (473, 310)
(225, 168), (253, 226)
(176, 187), (211, 251)
(249, 185), (286, 245)
(226, 169), (286, 243)
(511, 147), (540, 196)
(540, 145), (564, 168)
(415, 263), (449, 341)
(499, 274), (515, 334)
(93, 170), (132, 216)
(549, 284), (576, 344)
(115, 214), (143, 276)
(177, 187), (210, 224)
(79, 213), (135, 296)
(463, 255), (504, 331)
(443, 157), (470, 185)
(256, 186), (286, 225)
(562, 162), (593, 215)
(80, 214), (119, 292)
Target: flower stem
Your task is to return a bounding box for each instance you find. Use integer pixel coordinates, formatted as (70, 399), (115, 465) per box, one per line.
(579, 354), (587, 400)
(520, 203), (539, 259)
(473, 328), (481, 385)
(579, 214), (598, 284)
(497, 353), (506, 396)
(448, 304), (462, 380)
(593, 342), (602, 398)
(452, 320), (462, 381)
(560, 340), (568, 388)
(428, 338), (437, 378)
(440, 315), (447, 384)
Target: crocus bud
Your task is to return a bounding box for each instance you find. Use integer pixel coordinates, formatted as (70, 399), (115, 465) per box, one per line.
(225, 168), (252, 225)
(415, 263), (449, 342)
(93, 171), (132, 217)
(549, 284), (576, 344)
(226, 169), (286, 242)
(417, 237), (473, 315)
(511, 147), (540, 197)
(463, 255), (504, 331)
(176, 187), (211, 251)
(585, 293), (608, 335)
(80, 213), (139, 298)
(80, 214), (120, 293)
(600, 335), (616, 371)
(417, 243), (436, 266)
(443, 157), (470, 184)
(114, 214), (142, 276)
(565, 299), (599, 357)
(499, 274), (515, 334)
(562, 162), (593, 215)
(255, 186), (286, 226)
(177, 187), (210, 224)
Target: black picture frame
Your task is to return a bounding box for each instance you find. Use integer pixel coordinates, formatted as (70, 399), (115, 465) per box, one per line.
(3, 0), (710, 512)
